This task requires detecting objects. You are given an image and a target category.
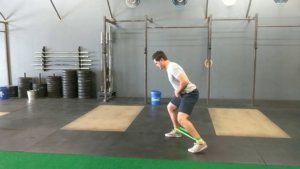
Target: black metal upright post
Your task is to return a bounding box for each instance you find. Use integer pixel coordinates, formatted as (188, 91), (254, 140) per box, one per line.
(144, 16), (149, 105)
(103, 16), (107, 102)
(252, 14), (258, 106)
(1, 21), (12, 85)
(207, 15), (212, 105)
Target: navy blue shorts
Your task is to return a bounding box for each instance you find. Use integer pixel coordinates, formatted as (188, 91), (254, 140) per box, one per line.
(170, 89), (199, 115)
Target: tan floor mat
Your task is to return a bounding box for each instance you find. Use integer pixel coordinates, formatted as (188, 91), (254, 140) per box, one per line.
(0, 112), (9, 117)
(208, 108), (290, 138)
(62, 105), (144, 132)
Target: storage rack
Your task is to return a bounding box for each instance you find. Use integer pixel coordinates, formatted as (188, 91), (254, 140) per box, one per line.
(33, 46), (91, 71)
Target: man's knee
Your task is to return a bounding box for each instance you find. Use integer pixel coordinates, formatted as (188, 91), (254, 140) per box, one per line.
(177, 113), (189, 124)
(167, 103), (176, 112)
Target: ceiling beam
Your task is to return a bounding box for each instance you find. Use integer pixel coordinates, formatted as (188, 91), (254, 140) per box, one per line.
(50, 0), (62, 20)
(205, 0), (209, 19)
(246, 0), (253, 18)
(0, 12), (7, 21)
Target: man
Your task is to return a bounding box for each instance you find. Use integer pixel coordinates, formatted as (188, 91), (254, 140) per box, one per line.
(152, 50), (207, 153)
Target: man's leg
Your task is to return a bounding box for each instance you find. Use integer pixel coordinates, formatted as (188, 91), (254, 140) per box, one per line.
(167, 102), (180, 129)
(177, 112), (203, 143)
(164, 102), (182, 138)
(178, 112), (207, 153)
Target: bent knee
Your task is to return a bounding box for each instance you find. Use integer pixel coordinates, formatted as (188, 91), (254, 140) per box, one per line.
(177, 113), (189, 124)
(167, 102), (177, 112)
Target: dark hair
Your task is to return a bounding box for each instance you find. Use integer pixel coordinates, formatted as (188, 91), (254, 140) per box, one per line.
(152, 51), (168, 61)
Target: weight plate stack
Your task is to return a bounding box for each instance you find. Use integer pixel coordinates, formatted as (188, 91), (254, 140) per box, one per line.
(46, 76), (62, 98)
(9, 86), (18, 97)
(33, 83), (47, 98)
(62, 70), (77, 98)
(18, 77), (32, 98)
(77, 70), (92, 99)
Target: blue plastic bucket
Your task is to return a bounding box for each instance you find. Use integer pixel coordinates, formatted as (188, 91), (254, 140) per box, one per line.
(0, 86), (10, 100)
(150, 90), (161, 106)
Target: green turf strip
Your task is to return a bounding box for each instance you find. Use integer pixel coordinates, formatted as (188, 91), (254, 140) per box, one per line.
(0, 151), (298, 169)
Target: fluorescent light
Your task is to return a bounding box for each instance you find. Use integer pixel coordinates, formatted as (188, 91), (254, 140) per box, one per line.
(274, 0), (288, 4)
(222, 0), (237, 6)
(172, 0), (187, 7)
(125, 0), (140, 8)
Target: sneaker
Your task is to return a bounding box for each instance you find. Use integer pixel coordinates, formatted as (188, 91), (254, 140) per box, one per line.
(165, 129), (182, 138)
(188, 142), (208, 153)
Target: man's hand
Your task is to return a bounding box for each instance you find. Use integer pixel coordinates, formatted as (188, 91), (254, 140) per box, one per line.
(175, 89), (180, 97)
(175, 72), (189, 97)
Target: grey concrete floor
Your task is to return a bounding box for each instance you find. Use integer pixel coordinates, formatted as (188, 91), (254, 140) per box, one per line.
(0, 98), (299, 166)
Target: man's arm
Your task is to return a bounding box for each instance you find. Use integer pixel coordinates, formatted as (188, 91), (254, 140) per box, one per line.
(175, 72), (189, 97)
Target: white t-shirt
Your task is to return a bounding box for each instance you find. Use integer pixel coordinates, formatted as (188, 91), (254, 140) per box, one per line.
(166, 62), (197, 94)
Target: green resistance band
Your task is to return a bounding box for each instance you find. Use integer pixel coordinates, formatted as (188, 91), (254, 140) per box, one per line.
(176, 127), (197, 141)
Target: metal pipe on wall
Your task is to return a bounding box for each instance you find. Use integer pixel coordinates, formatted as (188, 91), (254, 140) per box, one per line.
(102, 16), (107, 102)
(117, 20), (145, 23)
(207, 15), (212, 104)
(144, 16), (149, 104)
(108, 26), (113, 94)
(258, 25), (300, 28)
(148, 26), (207, 29)
(1, 12), (11, 85)
(212, 18), (255, 21)
(252, 13), (258, 106)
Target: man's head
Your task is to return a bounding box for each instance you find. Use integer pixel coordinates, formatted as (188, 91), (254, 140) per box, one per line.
(152, 51), (168, 69)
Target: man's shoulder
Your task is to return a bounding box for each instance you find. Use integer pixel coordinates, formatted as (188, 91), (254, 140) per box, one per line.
(169, 62), (180, 67)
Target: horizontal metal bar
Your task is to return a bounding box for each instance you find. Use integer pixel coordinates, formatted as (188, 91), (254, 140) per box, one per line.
(35, 51), (88, 54)
(33, 63), (91, 66)
(34, 59), (92, 62)
(117, 19), (145, 23)
(258, 25), (300, 28)
(34, 55), (89, 58)
(147, 26), (208, 29)
(0, 21), (6, 24)
(0, 30), (5, 32)
(213, 18), (255, 21)
(35, 67), (90, 70)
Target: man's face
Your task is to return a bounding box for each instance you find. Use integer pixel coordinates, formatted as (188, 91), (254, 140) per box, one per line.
(153, 59), (163, 69)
